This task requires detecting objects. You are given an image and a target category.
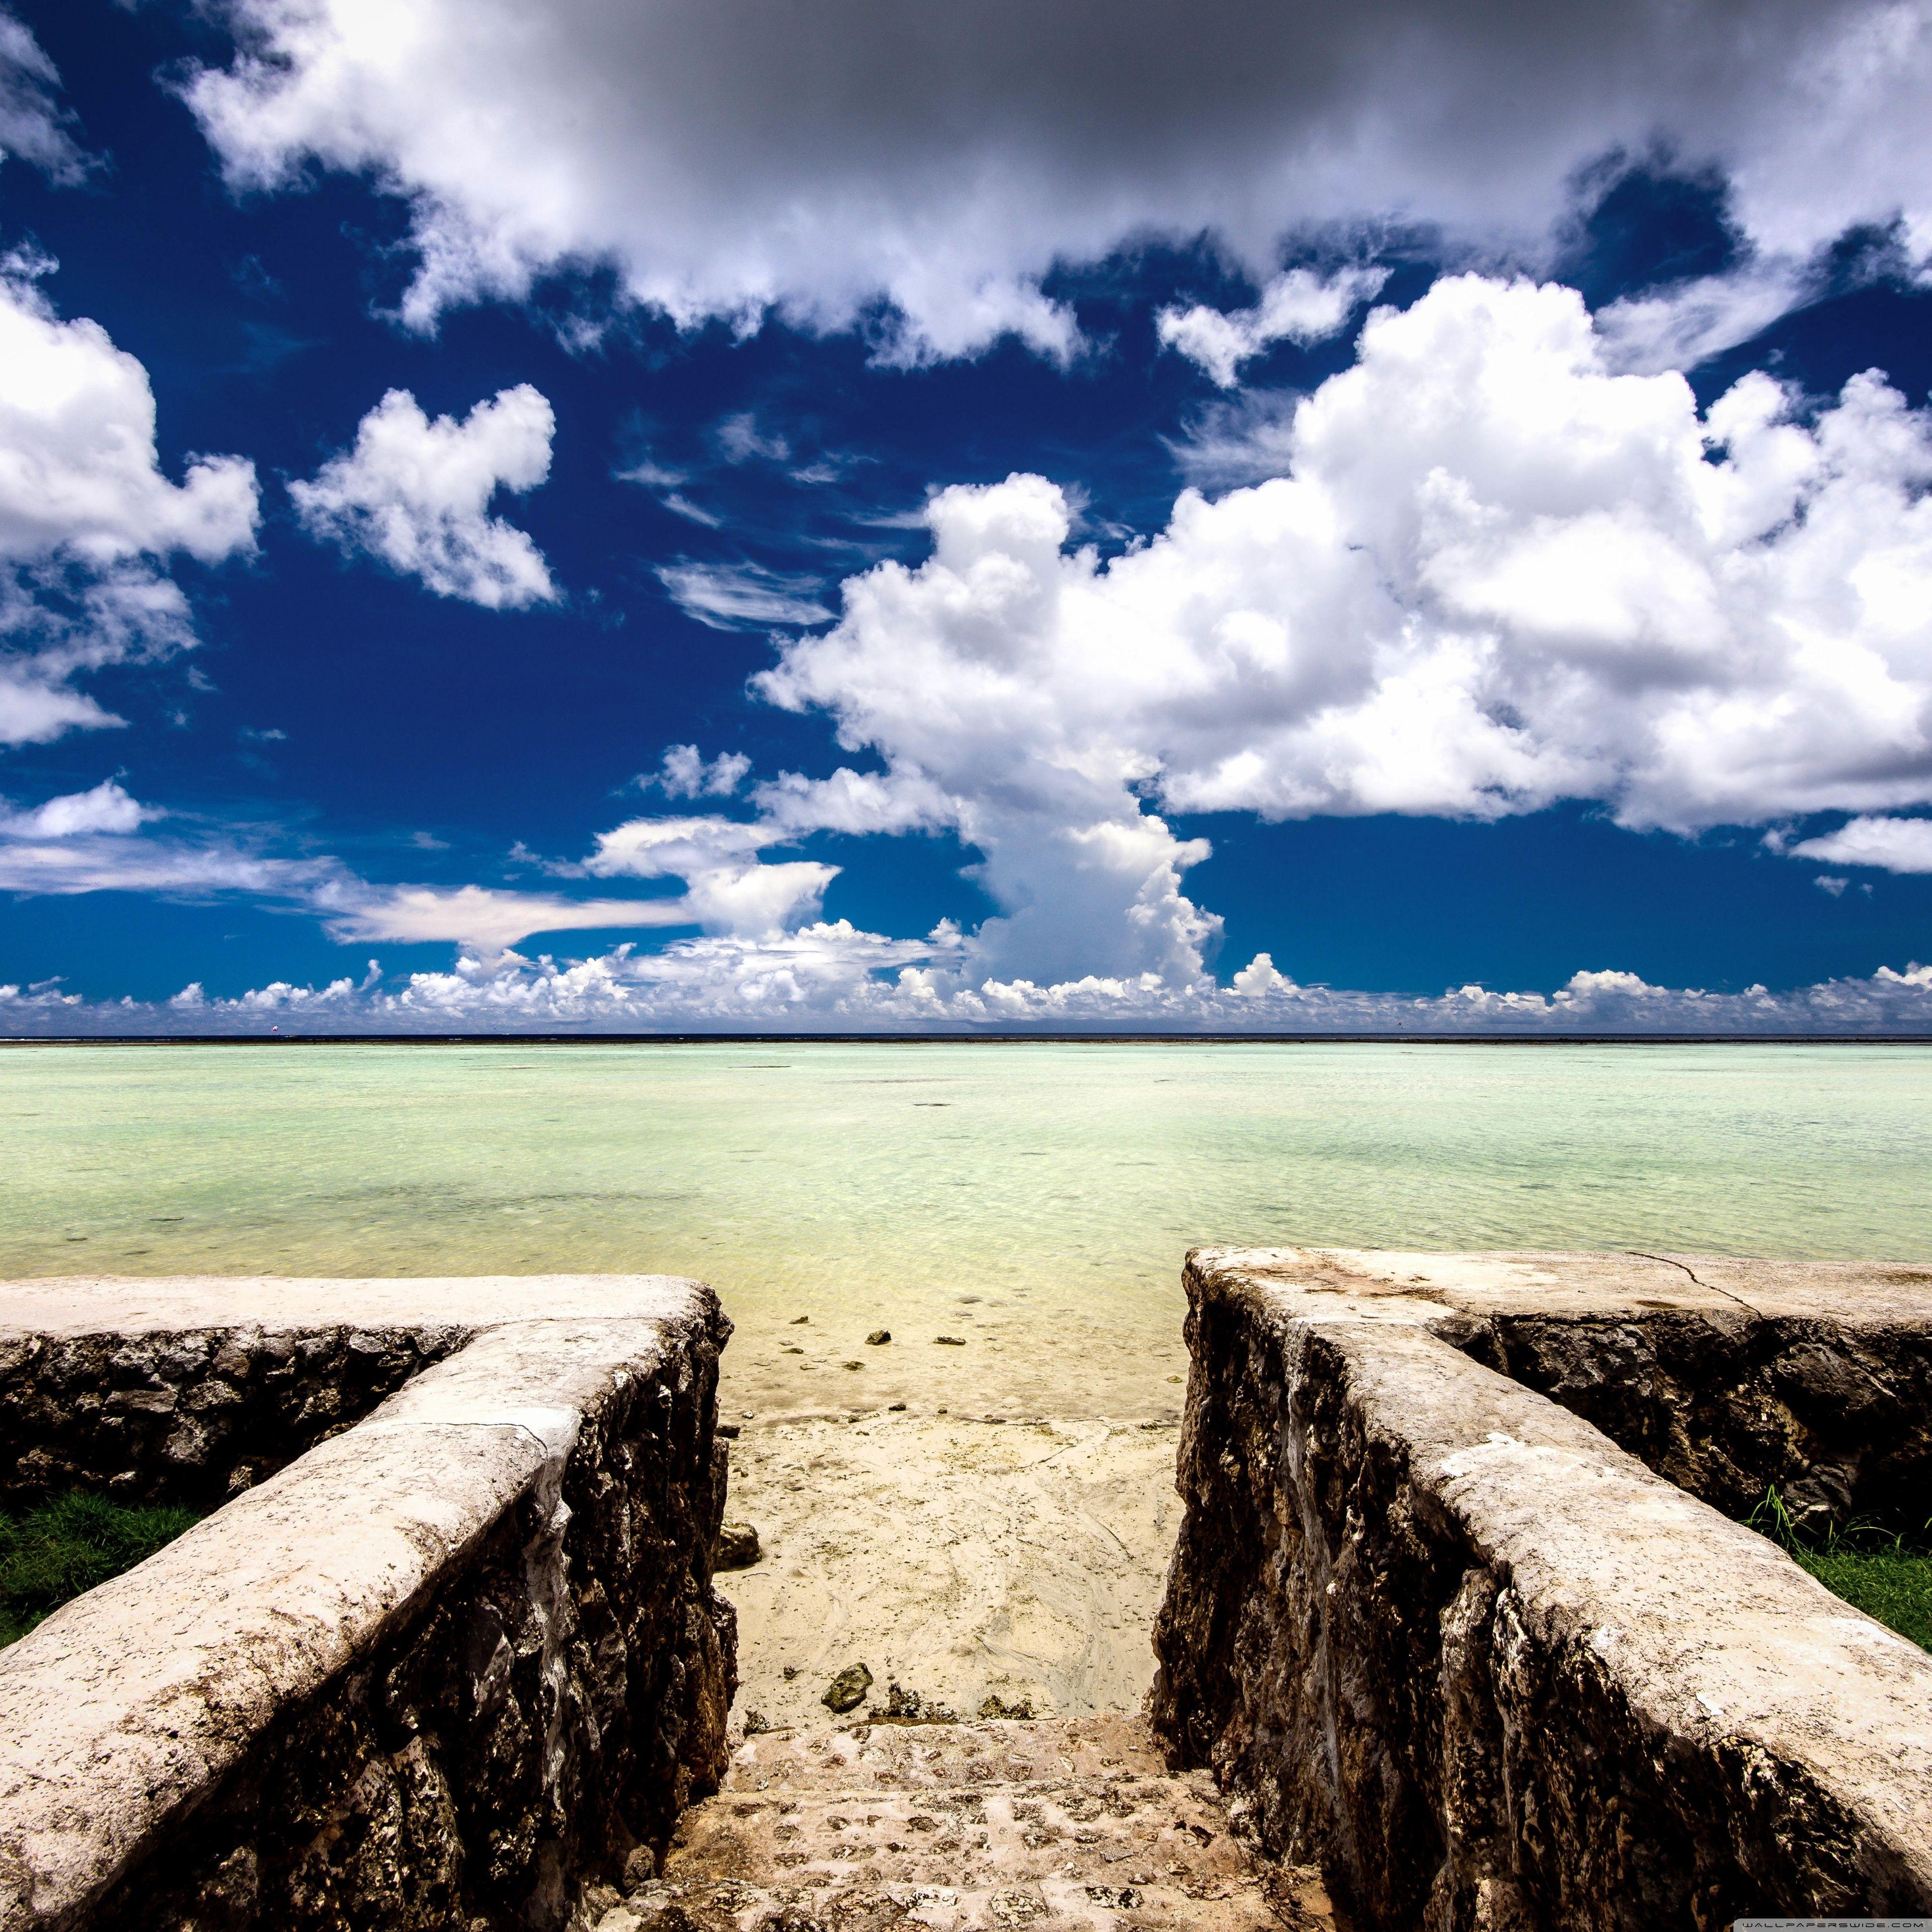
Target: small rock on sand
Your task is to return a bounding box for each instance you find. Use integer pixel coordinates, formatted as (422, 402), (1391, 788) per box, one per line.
(936, 1335), (966, 1346)
(866, 1329), (891, 1345)
(715, 1522), (761, 1569)
(823, 1662), (873, 1713)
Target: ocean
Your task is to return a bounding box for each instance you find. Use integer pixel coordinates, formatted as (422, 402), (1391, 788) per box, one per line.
(6, 1042), (1927, 1318)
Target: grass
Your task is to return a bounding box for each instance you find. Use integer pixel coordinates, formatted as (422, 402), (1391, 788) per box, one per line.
(0, 1491), (202, 1647)
(1748, 1486), (1932, 1652)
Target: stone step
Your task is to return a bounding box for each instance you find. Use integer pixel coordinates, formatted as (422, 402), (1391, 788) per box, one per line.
(594, 1717), (1340, 1931)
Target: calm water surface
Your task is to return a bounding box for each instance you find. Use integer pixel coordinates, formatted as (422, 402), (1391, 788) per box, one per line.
(3, 1043), (1927, 1336)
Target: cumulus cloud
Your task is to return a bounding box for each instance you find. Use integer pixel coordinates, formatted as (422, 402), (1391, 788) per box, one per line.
(655, 744), (751, 799)
(12, 940), (1932, 1037)
(1791, 816), (1932, 873)
(290, 385), (556, 607)
(184, 0), (1932, 361)
(748, 273), (1932, 991)
(656, 561), (833, 631)
(582, 814), (838, 933)
(0, 777), (155, 837)
(1157, 266), (1389, 386)
(0, 257), (260, 746)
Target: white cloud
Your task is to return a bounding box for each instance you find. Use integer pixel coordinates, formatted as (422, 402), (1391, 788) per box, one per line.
(745, 273), (1932, 990)
(0, 256), (260, 745)
(656, 561), (833, 631)
(752, 765), (955, 839)
(656, 744), (751, 799)
(1593, 259), (1817, 375)
(290, 384), (556, 608)
(715, 412), (788, 464)
(0, 264), (259, 568)
(661, 493), (722, 529)
(0, 781), (835, 956)
(0, 777), (155, 837)
(311, 882), (696, 952)
(0, 13), (88, 184)
(184, 0), (1932, 362)
(582, 813), (837, 934)
(1791, 816), (1932, 873)
(14, 940), (1932, 1036)
(1157, 266), (1389, 386)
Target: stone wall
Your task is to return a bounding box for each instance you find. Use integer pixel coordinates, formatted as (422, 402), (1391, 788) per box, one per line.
(1150, 1247), (1932, 1932)
(0, 1277), (739, 1932)
(1442, 1268), (1932, 1525)
(0, 1321), (468, 1510)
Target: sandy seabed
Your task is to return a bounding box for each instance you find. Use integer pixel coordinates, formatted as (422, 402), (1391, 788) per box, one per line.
(711, 1299), (1193, 1733)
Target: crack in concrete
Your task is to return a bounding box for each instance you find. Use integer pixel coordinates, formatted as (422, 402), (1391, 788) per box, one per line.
(1625, 1251), (1761, 1317)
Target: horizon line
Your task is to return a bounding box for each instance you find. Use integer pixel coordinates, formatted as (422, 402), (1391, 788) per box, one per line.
(6, 1032), (1932, 1048)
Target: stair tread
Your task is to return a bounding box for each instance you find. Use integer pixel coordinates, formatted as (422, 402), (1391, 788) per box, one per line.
(596, 1717), (1339, 1930)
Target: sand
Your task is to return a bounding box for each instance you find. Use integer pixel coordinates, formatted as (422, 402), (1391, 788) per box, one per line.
(711, 1298), (1192, 1734)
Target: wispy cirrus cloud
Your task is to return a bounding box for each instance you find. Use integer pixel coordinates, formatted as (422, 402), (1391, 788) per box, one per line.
(655, 560), (833, 631)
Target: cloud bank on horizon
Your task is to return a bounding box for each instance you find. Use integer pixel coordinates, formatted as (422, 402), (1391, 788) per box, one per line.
(1, 0), (1931, 1031)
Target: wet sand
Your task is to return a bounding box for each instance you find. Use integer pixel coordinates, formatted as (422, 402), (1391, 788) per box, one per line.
(712, 1300), (1193, 1734)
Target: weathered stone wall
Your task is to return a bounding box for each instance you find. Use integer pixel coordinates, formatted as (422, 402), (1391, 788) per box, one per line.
(1445, 1301), (1932, 1526)
(0, 1280), (739, 1932)
(1151, 1248), (1932, 1932)
(0, 1321), (469, 1510)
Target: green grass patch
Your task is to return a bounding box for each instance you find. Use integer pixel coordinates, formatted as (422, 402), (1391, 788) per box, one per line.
(0, 1491), (202, 1647)
(1748, 1486), (1932, 1653)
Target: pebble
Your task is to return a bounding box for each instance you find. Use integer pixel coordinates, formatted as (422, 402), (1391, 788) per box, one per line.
(823, 1662), (873, 1713)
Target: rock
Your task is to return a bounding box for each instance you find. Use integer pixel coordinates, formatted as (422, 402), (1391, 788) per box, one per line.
(935, 1336), (966, 1346)
(823, 1662), (873, 1713)
(790, 1316), (809, 1325)
(622, 1845), (658, 1890)
(886, 1681), (921, 1719)
(715, 1521), (760, 1569)
(716, 1422), (740, 1438)
(743, 1709), (770, 1736)
(842, 1360), (863, 1371)
(866, 1330), (891, 1345)
(887, 1402), (907, 1412)
(978, 1693), (1035, 1720)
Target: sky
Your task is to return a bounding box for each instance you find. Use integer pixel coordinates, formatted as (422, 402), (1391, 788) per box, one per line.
(2, 0), (1932, 1034)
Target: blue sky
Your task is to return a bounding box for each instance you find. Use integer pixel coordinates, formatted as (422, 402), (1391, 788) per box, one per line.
(3, 0), (1932, 1032)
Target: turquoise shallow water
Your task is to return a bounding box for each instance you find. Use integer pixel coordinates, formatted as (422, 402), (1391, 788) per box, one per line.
(3, 1043), (1929, 1332)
